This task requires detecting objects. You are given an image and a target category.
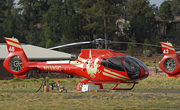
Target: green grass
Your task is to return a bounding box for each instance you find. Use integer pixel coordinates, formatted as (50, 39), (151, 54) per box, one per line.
(0, 92), (180, 109)
(0, 76), (180, 109)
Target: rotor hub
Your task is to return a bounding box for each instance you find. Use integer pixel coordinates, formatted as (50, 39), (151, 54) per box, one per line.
(93, 38), (111, 49)
(14, 61), (20, 67)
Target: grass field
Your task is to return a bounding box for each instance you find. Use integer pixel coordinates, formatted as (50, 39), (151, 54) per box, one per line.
(1, 76), (180, 110)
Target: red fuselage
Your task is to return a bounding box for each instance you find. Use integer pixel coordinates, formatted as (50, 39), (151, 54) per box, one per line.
(23, 49), (149, 82)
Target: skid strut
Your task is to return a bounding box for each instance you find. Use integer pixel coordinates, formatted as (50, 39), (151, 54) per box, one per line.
(78, 79), (139, 91)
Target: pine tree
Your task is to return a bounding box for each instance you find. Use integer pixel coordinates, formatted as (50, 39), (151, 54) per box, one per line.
(17, 0), (49, 44)
(76, 0), (124, 48)
(3, 0), (15, 38)
(171, 0), (180, 16)
(0, 0), (8, 42)
(124, 0), (158, 43)
(127, 36), (137, 55)
(159, 0), (173, 20)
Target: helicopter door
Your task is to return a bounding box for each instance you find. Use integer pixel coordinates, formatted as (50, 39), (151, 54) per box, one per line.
(101, 58), (127, 80)
(101, 58), (125, 71)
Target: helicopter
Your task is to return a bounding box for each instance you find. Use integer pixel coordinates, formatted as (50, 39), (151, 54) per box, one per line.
(159, 42), (180, 78)
(3, 37), (149, 90)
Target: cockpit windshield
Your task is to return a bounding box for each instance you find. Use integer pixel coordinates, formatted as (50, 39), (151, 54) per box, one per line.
(101, 57), (147, 79)
(128, 56), (147, 72)
(123, 57), (141, 79)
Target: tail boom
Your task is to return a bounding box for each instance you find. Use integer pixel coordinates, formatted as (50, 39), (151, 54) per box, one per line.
(3, 38), (79, 78)
(27, 62), (77, 75)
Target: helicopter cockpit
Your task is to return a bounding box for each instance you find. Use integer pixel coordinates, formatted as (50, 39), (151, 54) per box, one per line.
(101, 56), (148, 80)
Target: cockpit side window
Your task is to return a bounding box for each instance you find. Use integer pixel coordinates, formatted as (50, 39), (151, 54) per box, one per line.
(101, 58), (125, 71)
(101, 58), (107, 67)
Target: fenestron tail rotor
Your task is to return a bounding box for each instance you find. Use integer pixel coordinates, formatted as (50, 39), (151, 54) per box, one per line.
(164, 58), (176, 73)
(9, 56), (23, 72)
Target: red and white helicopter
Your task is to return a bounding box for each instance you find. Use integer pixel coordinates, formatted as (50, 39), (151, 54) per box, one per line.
(159, 42), (180, 78)
(3, 37), (149, 90)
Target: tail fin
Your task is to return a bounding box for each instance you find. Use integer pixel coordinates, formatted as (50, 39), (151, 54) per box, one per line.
(160, 42), (176, 55)
(5, 37), (24, 53)
(3, 37), (30, 78)
(159, 42), (180, 77)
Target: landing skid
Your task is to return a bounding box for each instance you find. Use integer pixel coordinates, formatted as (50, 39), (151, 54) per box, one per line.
(77, 79), (139, 91)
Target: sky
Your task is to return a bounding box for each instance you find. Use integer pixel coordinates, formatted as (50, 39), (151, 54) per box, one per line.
(14, 0), (165, 7)
(14, 0), (19, 4)
(149, 0), (165, 7)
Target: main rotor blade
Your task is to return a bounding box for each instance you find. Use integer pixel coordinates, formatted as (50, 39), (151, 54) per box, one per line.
(48, 41), (92, 50)
(111, 41), (180, 50)
(111, 41), (162, 48)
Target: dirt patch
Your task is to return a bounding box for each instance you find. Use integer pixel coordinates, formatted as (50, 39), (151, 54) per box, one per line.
(147, 66), (167, 76)
(135, 55), (163, 64)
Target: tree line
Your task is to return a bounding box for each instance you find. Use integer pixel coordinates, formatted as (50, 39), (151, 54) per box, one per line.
(0, 0), (179, 53)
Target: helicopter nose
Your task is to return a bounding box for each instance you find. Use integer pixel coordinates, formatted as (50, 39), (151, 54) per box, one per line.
(143, 72), (149, 78)
(139, 67), (149, 79)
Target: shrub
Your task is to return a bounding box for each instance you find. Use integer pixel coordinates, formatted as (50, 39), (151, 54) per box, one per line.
(38, 78), (44, 81)
(10, 77), (23, 82)
(143, 50), (152, 57)
(60, 81), (66, 83)
(29, 78), (38, 82)
(45, 77), (49, 86)
(45, 77), (49, 82)
(2, 81), (9, 84)
(71, 79), (76, 82)
(144, 62), (151, 66)
(49, 79), (55, 82)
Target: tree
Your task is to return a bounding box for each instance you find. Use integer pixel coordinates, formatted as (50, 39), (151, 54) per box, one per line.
(0, 0), (7, 23)
(41, 0), (71, 47)
(3, 0), (15, 38)
(159, 1), (173, 20)
(60, 0), (88, 43)
(76, 0), (102, 41)
(171, 0), (180, 16)
(143, 38), (149, 50)
(76, 0), (124, 48)
(127, 36), (137, 55)
(17, 0), (49, 44)
(46, 39), (54, 48)
(0, 0), (9, 42)
(124, 0), (158, 43)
